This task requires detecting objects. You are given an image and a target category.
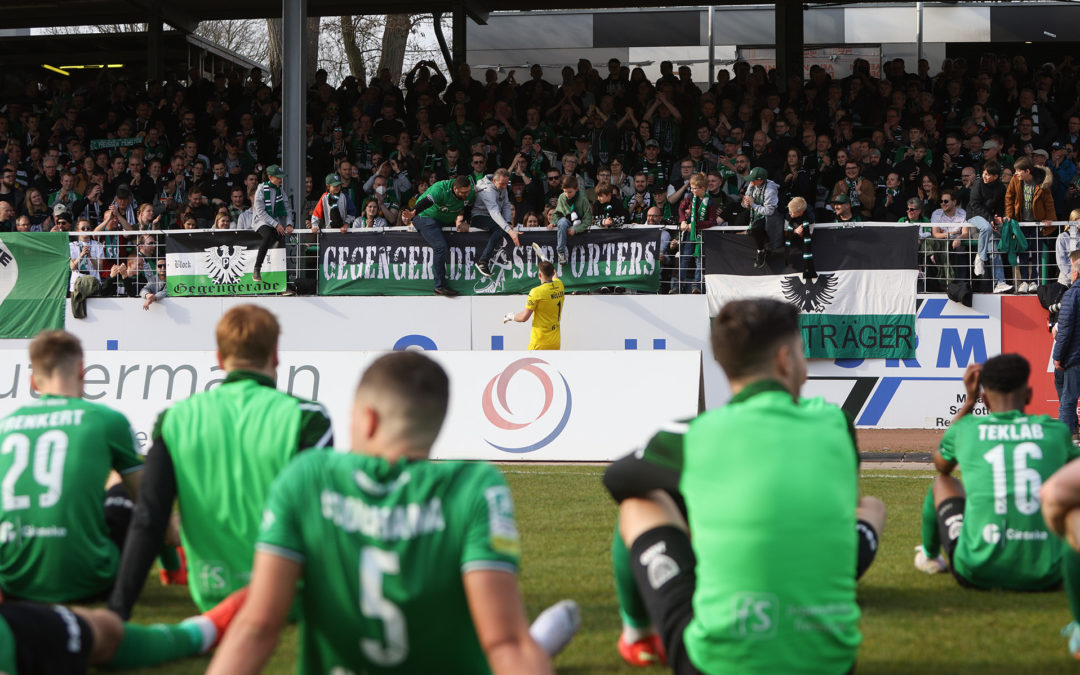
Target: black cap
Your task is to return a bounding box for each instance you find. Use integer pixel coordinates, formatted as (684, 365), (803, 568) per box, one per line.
(115, 183), (132, 199)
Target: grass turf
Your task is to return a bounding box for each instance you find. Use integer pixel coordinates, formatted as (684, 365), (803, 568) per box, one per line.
(100, 466), (1078, 674)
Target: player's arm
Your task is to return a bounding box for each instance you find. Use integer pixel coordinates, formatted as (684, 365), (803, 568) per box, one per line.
(950, 362), (982, 426)
(510, 307), (533, 322)
(206, 551), (300, 675)
(296, 401), (333, 451)
(108, 434), (177, 620)
(465, 569), (553, 675)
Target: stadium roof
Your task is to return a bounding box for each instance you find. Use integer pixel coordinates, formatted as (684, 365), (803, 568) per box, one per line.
(0, 0), (1028, 30)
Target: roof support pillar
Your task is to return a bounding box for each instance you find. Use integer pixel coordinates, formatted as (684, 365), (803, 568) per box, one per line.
(147, 12), (163, 82)
(282, 0), (307, 236)
(452, 2), (467, 68)
(775, 0), (804, 93)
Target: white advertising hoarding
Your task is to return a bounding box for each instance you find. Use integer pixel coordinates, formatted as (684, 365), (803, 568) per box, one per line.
(804, 295), (1002, 429)
(0, 350), (700, 462)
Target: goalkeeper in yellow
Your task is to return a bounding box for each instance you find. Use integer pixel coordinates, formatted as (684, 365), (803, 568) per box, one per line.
(504, 256), (565, 350)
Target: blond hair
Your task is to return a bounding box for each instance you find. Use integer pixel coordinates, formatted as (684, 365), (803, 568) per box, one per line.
(216, 305), (280, 369)
(788, 196), (808, 214)
(689, 173), (707, 188)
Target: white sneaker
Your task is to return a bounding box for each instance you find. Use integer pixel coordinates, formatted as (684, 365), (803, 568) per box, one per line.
(529, 599), (581, 658)
(974, 257), (985, 276)
(993, 282), (1013, 294)
(1028, 282), (1039, 294)
(913, 545), (948, 574)
(1018, 282), (1029, 294)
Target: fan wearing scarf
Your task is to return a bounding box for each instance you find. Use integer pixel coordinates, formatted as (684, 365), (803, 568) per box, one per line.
(677, 173), (719, 294)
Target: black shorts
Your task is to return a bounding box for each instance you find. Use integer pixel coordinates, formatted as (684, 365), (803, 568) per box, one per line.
(855, 519), (880, 580)
(0, 602), (93, 674)
(629, 526), (703, 675)
(935, 496), (978, 589)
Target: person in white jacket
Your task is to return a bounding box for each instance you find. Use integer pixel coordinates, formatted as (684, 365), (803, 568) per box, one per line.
(471, 168), (521, 278)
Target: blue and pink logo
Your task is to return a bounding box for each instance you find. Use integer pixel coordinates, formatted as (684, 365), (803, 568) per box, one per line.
(482, 357), (572, 453)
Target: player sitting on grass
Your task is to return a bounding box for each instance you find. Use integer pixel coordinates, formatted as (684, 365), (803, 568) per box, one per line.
(604, 298), (884, 674)
(504, 258), (565, 351)
(207, 352), (579, 674)
(0, 588), (246, 673)
(1041, 423), (1080, 657)
(110, 305), (333, 619)
(914, 355), (1075, 591)
(0, 330), (181, 603)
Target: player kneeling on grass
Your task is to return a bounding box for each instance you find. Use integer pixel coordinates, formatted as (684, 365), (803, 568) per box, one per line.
(504, 257), (565, 350)
(914, 355), (1075, 591)
(208, 352), (579, 675)
(604, 299), (883, 674)
(0, 587), (246, 673)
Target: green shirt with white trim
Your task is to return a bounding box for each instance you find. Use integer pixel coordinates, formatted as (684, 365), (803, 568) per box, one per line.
(257, 450), (520, 674)
(0, 395), (141, 602)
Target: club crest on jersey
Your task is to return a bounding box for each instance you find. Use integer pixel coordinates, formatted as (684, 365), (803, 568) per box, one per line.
(481, 357), (572, 454)
(781, 273), (838, 313)
(203, 244), (249, 285)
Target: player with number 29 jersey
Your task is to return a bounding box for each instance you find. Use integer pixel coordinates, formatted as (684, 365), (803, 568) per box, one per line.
(0, 395), (141, 602)
(257, 449), (521, 674)
(939, 410), (1076, 589)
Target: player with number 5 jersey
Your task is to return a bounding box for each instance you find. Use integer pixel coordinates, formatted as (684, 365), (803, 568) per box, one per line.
(922, 354), (1076, 590)
(0, 331), (142, 603)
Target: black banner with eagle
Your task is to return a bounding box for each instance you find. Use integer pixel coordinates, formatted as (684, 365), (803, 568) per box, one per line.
(702, 225), (918, 359)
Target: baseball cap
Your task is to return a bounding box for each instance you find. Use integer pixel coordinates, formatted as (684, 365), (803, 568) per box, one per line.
(575, 135), (590, 143)
(1033, 149), (1050, 159)
(832, 193), (851, 204)
(1051, 140), (1064, 150)
(981, 139), (1000, 150)
(114, 183), (132, 199)
(266, 164), (285, 178)
(325, 172), (342, 187)
(724, 136), (739, 144)
(52, 202), (69, 217)
(747, 167), (767, 181)
(644, 139), (660, 148)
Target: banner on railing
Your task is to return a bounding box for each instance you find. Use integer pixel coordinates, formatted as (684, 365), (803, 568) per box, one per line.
(0, 232), (70, 338)
(166, 232), (286, 296)
(318, 229), (661, 296)
(703, 225), (919, 359)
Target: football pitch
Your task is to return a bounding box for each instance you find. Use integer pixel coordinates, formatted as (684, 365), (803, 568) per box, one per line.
(111, 466), (1076, 674)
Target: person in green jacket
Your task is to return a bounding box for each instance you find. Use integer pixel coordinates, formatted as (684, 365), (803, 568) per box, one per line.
(550, 175), (593, 264)
(402, 176), (475, 297)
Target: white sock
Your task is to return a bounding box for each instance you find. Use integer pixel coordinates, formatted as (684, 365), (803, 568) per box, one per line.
(529, 599), (581, 657)
(180, 615), (217, 654)
(620, 623), (653, 643)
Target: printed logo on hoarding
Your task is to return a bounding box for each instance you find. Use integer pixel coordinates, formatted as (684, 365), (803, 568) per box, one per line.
(203, 244), (249, 285)
(481, 357), (572, 453)
(781, 273), (837, 313)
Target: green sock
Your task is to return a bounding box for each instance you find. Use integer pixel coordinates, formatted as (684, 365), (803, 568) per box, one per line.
(921, 486), (941, 559)
(108, 620), (207, 668)
(158, 545), (181, 571)
(612, 518), (651, 630)
(1064, 547), (1080, 623)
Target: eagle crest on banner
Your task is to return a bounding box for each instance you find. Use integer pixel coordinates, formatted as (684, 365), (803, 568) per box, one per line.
(204, 245), (249, 285)
(781, 273), (838, 313)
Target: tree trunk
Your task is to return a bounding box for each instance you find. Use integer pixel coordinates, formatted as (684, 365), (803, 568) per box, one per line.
(304, 17), (321, 83)
(266, 18), (283, 86)
(340, 15), (368, 84)
(378, 14), (410, 84)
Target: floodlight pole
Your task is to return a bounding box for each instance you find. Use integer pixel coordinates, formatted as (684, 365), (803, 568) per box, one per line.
(282, 0), (307, 235)
(916, 2), (924, 66)
(708, 5), (715, 87)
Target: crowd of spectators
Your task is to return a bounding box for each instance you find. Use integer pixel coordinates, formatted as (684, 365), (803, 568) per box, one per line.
(2, 51), (1080, 295)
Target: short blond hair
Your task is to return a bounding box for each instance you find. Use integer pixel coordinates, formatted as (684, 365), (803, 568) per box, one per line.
(788, 196), (807, 214)
(689, 172), (707, 188)
(29, 331), (83, 379)
(216, 305), (280, 368)
(1071, 208), (1080, 222)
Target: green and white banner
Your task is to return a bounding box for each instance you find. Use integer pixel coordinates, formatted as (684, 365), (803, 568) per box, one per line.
(166, 232), (286, 296)
(702, 225), (918, 359)
(0, 232), (70, 338)
(319, 229), (661, 295)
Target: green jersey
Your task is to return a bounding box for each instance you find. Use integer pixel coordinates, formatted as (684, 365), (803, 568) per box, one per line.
(258, 450), (521, 675)
(159, 370), (332, 611)
(681, 381), (860, 674)
(939, 410), (1076, 590)
(0, 615), (13, 674)
(0, 395), (141, 602)
(416, 179), (474, 225)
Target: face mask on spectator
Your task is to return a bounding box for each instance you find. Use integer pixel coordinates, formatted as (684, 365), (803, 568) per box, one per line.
(375, 186), (386, 195)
